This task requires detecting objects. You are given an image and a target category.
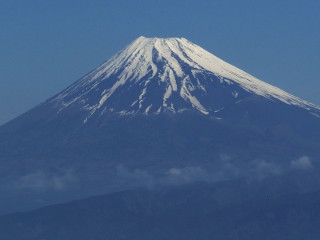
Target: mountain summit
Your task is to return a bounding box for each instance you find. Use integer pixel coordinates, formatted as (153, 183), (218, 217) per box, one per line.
(50, 36), (319, 123)
(0, 36), (320, 214)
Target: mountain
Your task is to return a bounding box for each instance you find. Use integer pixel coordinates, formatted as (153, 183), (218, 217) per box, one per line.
(0, 36), (320, 214)
(48, 36), (319, 117)
(2, 176), (320, 240)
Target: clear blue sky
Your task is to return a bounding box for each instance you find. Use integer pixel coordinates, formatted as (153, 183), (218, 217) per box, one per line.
(1, 0), (319, 125)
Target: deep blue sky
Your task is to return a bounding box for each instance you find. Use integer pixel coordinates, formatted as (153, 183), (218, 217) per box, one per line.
(1, 0), (319, 125)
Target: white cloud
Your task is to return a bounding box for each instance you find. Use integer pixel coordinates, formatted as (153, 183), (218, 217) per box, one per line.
(116, 165), (154, 187)
(166, 166), (210, 184)
(15, 169), (77, 191)
(291, 156), (313, 170)
(250, 159), (283, 179)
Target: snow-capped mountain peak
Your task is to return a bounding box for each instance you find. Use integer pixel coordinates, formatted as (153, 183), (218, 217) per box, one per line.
(51, 36), (319, 122)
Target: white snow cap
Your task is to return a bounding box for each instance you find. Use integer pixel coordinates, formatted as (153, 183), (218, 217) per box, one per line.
(53, 36), (319, 120)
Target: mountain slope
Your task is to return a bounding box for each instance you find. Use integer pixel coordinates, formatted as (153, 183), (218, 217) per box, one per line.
(0, 36), (319, 214)
(1, 179), (320, 240)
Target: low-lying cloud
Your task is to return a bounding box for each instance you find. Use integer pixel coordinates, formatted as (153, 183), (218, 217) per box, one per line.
(14, 169), (78, 191)
(250, 159), (283, 179)
(11, 155), (315, 192)
(166, 166), (211, 184)
(116, 165), (154, 188)
(114, 155), (316, 188)
(290, 156), (313, 170)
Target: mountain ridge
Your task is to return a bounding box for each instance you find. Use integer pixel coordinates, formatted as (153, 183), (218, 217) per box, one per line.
(2, 178), (320, 240)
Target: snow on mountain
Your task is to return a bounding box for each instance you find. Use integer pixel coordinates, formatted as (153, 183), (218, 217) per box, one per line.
(1, 36), (320, 217)
(50, 36), (319, 123)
